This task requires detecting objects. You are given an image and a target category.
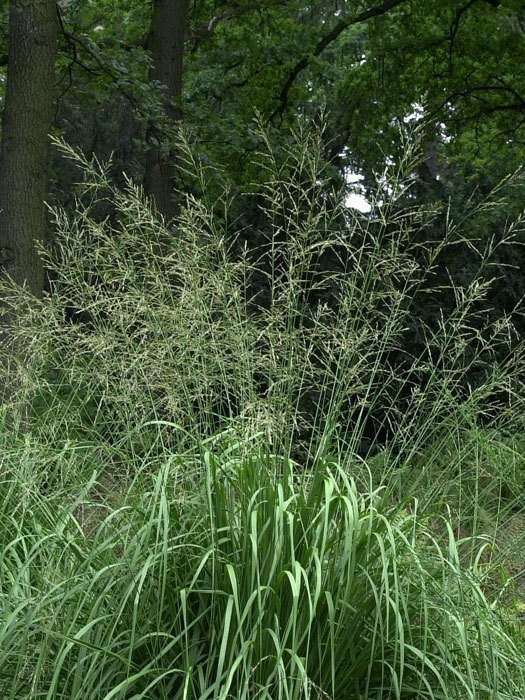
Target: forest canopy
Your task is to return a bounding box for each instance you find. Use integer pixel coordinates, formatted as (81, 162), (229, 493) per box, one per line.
(1, 0), (524, 310)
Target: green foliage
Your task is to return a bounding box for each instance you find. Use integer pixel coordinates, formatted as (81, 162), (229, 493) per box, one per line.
(1, 437), (524, 699)
(49, 1), (525, 182)
(0, 123), (524, 698)
(3, 123), (524, 466)
(44, 0), (525, 352)
(2, 0), (525, 694)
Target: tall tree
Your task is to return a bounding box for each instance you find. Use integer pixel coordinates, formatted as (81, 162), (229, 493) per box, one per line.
(0, 0), (58, 298)
(143, 0), (188, 221)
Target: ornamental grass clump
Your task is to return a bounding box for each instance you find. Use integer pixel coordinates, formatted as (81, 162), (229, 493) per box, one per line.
(0, 122), (524, 698)
(1, 442), (524, 699)
(0, 121), (522, 473)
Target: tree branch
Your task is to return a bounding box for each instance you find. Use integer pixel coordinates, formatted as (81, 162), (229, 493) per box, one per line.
(189, 0), (290, 51)
(270, 0), (408, 124)
(444, 82), (525, 114)
(448, 0), (500, 73)
(55, 5), (143, 113)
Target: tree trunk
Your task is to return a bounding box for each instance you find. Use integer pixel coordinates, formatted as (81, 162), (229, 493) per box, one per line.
(0, 0), (58, 298)
(143, 0), (188, 222)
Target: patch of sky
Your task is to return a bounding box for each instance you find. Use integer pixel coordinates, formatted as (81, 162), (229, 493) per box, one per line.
(343, 162), (371, 213)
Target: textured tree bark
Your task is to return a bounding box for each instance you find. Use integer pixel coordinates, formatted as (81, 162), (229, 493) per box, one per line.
(0, 0), (58, 409)
(143, 0), (188, 222)
(0, 0), (58, 298)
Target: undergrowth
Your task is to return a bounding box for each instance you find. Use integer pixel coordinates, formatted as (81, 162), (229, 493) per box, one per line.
(0, 122), (524, 697)
(1, 440), (524, 699)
